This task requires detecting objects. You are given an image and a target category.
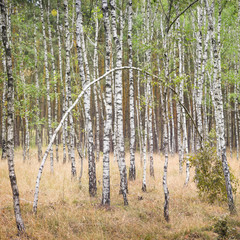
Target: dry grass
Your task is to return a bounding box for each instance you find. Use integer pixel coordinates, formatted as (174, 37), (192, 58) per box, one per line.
(1, 148), (240, 240)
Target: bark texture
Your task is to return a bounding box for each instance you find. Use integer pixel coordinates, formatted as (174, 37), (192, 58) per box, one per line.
(1, 0), (25, 231)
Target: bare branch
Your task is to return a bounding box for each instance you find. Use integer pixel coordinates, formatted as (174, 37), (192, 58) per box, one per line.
(167, 0), (199, 33)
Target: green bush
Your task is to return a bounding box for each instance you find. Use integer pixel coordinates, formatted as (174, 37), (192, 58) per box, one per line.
(213, 216), (240, 240)
(188, 142), (238, 203)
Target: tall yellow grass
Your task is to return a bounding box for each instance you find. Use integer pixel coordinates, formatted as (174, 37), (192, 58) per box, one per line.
(0, 149), (240, 239)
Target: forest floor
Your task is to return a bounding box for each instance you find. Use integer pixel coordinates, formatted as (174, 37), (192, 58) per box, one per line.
(1, 149), (240, 240)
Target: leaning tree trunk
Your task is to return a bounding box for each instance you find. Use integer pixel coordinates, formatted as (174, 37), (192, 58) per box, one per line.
(0, 0), (25, 231)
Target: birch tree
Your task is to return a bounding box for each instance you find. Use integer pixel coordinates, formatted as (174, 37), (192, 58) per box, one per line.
(204, 0), (236, 214)
(34, 14), (42, 163)
(0, 0), (25, 231)
(76, 0), (96, 195)
(64, 0), (77, 177)
(110, 0), (128, 205)
(101, 0), (112, 205)
(1, 14), (7, 160)
(128, 0), (136, 181)
(40, 0), (54, 172)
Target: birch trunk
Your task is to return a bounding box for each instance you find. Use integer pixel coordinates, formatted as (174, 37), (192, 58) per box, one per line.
(205, 0), (236, 214)
(34, 14), (42, 163)
(1, 28), (7, 160)
(196, 2), (203, 150)
(234, 81), (239, 160)
(137, 50), (144, 162)
(76, 0), (96, 195)
(57, 4), (67, 164)
(142, 81), (148, 192)
(162, 17), (170, 221)
(64, 0), (76, 177)
(163, 87), (169, 222)
(110, 0), (128, 205)
(0, 0), (25, 231)
(93, 2), (100, 162)
(128, 0), (136, 181)
(48, 0), (59, 162)
(19, 36), (29, 162)
(40, 0), (53, 172)
(101, 0), (112, 205)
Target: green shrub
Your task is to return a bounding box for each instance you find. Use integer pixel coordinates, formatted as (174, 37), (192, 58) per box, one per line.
(188, 141), (238, 203)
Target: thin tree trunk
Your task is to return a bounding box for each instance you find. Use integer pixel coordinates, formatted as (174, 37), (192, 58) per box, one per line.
(64, 0), (76, 177)
(0, 0), (25, 231)
(19, 36), (29, 162)
(40, 0), (53, 172)
(163, 87), (169, 222)
(1, 26), (7, 160)
(137, 50), (144, 163)
(57, 3), (67, 164)
(76, 0), (96, 195)
(142, 81), (148, 192)
(48, 0), (59, 162)
(34, 14), (42, 163)
(196, 2), (203, 150)
(93, 1), (100, 162)
(205, 0), (236, 214)
(110, 0), (128, 205)
(101, 0), (112, 205)
(128, 0), (136, 181)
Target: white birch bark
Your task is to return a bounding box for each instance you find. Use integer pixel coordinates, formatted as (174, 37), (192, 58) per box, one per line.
(34, 14), (42, 163)
(137, 49), (144, 162)
(0, 0), (25, 231)
(147, 0), (154, 177)
(205, 0), (236, 214)
(163, 88), (169, 222)
(101, 0), (112, 205)
(128, 0), (136, 180)
(19, 36), (29, 162)
(162, 16), (170, 221)
(93, 2), (100, 162)
(64, 0), (76, 177)
(196, 2), (203, 150)
(57, 4), (67, 164)
(142, 81), (148, 192)
(234, 81), (239, 160)
(40, 0), (54, 173)
(227, 86), (232, 159)
(76, 0), (96, 195)
(1, 15), (7, 159)
(48, 0), (59, 162)
(110, 0), (128, 205)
